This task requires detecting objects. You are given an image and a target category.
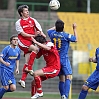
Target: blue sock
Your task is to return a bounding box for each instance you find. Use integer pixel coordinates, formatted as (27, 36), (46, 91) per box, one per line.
(0, 88), (7, 99)
(59, 81), (65, 96)
(78, 90), (88, 99)
(65, 79), (71, 98)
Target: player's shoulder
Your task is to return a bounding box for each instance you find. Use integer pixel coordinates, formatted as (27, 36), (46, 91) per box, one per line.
(15, 19), (21, 24)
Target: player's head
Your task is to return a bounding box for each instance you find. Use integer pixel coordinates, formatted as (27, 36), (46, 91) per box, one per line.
(10, 35), (18, 46)
(34, 35), (46, 44)
(55, 19), (64, 32)
(18, 5), (29, 17)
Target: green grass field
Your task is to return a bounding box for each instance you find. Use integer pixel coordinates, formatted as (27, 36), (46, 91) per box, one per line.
(3, 91), (99, 99)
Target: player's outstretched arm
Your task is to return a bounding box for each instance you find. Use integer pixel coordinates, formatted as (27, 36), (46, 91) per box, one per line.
(15, 60), (20, 74)
(73, 23), (78, 42)
(31, 37), (51, 50)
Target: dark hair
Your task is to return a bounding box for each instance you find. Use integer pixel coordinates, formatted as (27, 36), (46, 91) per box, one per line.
(55, 19), (64, 32)
(10, 35), (18, 43)
(18, 5), (29, 17)
(34, 35), (46, 43)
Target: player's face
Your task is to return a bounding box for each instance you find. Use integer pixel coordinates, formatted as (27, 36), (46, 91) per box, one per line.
(11, 37), (18, 46)
(21, 8), (29, 18)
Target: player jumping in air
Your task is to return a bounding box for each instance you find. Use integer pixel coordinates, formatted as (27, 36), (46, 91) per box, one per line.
(15, 5), (46, 88)
(78, 47), (99, 99)
(30, 35), (60, 99)
(47, 19), (78, 99)
(0, 35), (20, 99)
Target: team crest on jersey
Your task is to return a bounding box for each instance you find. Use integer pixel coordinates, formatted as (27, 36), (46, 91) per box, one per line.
(84, 81), (89, 85)
(8, 80), (12, 84)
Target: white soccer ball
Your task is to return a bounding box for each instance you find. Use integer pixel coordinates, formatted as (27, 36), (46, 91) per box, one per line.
(49, 0), (60, 10)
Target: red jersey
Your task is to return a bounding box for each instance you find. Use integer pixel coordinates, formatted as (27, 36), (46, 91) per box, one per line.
(37, 42), (60, 70)
(15, 17), (42, 46)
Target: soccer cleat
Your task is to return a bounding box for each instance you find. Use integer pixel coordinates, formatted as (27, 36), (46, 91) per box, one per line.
(18, 80), (25, 88)
(61, 95), (67, 99)
(31, 92), (43, 99)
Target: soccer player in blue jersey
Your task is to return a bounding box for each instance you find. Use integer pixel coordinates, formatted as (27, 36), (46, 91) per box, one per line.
(78, 48), (99, 99)
(0, 35), (20, 99)
(47, 19), (78, 99)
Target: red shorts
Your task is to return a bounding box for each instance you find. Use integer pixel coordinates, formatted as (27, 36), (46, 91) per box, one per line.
(40, 66), (60, 81)
(18, 40), (32, 54)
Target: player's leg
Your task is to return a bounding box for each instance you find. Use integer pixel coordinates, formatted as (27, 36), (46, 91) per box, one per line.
(59, 74), (66, 99)
(31, 69), (44, 99)
(31, 80), (37, 96)
(78, 85), (89, 99)
(63, 58), (72, 99)
(64, 75), (72, 98)
(78, 70), (99, 99)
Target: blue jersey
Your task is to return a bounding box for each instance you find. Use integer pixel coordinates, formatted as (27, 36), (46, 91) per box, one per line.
(0, 45), (20, 72)
(47, 30), (76, 58)
(95, 47), (99, 70)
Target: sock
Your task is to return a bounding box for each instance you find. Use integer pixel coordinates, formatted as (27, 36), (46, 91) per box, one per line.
(21, 64), (28, 81)
(27, 51), (36, 70)
(65, 79), (71, 98)
(31, 80), (37, 96)
(59, 81), (65, 96)
(34, 76), (42, 93)
(78, 90), (88, 99)
(0, 88), (7, 99)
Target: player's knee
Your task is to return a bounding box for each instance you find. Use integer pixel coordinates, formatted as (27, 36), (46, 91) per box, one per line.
(66, 75), (72, 80)
(82, 85), (89, 91)
(10, 85), (16, 92)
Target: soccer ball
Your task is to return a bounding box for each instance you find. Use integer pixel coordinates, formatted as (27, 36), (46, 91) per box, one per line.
(49, 0), (60, 10)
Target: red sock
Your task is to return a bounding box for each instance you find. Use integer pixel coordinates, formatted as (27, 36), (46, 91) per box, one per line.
(27, 51), (36, 70)
(21, 64), (28, 81)
(31, 80), (37, 96)
(34, 76), (42, 93)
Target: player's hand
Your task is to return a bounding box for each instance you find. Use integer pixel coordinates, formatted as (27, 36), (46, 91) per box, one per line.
(89, 58), (93, 62)
(73, 23), (77, 29)
(15, 69), (19, 75)
(5, 62), (10, 66)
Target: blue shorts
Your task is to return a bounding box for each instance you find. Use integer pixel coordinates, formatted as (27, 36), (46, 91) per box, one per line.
(84, 70), (99, 90)
(58, 57), (72, 76)
(0, 67), (16, 86)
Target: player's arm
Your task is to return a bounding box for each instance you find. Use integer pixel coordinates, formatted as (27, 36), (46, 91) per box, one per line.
(33, 18), (46, 38)
(72, 23), (78, 42)
(31, 37), (51, 50)
(15, 60), (20, 74)
(0, 56), (10, 66)
(47, 26), (56, 31)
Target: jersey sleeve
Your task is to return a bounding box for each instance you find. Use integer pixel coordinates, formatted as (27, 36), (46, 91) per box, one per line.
(15, 19), (24, 34)
(32, 18), (42, 32)
(0, 46), (9, 59)
(65, 33), (76, 42)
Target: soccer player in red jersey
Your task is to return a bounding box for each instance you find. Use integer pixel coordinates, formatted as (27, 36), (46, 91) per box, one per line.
(15, 5), (46, 88)
(30, 35), (60, 99)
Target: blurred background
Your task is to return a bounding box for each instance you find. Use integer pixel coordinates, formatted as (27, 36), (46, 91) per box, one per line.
(0, 0), (99, 99)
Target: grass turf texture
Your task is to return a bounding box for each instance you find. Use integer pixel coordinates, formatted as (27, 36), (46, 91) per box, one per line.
(4, 91), (99, 99)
